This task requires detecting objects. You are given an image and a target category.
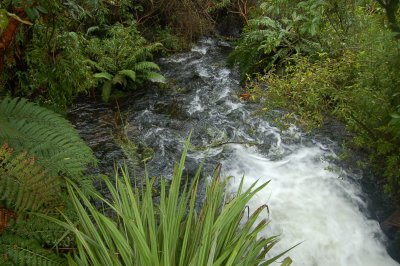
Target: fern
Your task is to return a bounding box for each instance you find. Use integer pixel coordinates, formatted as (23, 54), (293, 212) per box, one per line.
(229, 0), (323, 79)
(0, 97), (97, 179)
(138, 72), (166, 83)
(117, 69), (136, 81)
(93, 72), (113, 80)
(16, 29), (94, 107)
(101, 81), (113, 102)
(6, 209), (76, 248)
(0, 145), (61, 212)
(87, 23), (164, 102)
(0, 234), (66, 266)
(133, 61), (160, 71)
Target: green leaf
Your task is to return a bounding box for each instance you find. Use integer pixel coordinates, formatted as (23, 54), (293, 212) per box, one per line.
(36, 6), (48, 14)
(32, 8), (40, 18)
(281, 257), (293, 266)
(37, 134), (291, 265)
(86, 26), (100, 35)
(101, 81), (113, 102)
(390, 113), (400, 119)
(134, 61), (160, 71)
(94, 72), (113, 80)
(0, 97), (97, 179)
(112, 74), (127, 86)
(142, 72), (165, 83)
(118, 69), (136, 82)
(0, 9), (9, 31)
(24, 8), (35, 20)
(24, 7), (40, 20)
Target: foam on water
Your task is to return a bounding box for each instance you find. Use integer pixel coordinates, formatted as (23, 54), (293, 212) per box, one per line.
(70, 37), (399, 265)
(223, 145), (398, 266)
(188, 91), (204, 114)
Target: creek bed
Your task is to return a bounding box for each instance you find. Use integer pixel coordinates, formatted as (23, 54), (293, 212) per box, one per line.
(69, 38), (398, 266)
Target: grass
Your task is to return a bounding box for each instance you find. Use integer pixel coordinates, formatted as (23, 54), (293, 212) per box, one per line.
(39, 138), (293, 265)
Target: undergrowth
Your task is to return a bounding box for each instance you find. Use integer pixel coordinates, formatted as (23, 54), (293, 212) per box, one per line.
(38, 139), (295, 265)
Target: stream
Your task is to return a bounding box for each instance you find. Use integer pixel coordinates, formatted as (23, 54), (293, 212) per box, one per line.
(69, 38), (398, 265)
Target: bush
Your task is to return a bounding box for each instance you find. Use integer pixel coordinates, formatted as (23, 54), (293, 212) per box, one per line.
(245, 3), (400, 202)
(40, 140), (294, 265)
(229, 0), (326, 79)
(248, 52), (356, 130)
(15, 29), (94, 107)
(86, 23), (164, 102)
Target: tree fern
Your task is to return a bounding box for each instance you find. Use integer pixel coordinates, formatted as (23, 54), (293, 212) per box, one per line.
(0, 235), (66, 266)
(0, 145), (61, 212)
(0, 97), (97, 179)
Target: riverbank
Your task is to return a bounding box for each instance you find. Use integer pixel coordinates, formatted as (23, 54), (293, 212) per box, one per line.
(68, 37), (399, 265)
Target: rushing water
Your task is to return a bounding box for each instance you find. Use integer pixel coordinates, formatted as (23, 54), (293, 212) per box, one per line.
(69, 38), (398, 265)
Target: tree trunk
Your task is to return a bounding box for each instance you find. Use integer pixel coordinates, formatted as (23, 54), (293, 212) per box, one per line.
(0, 8), (25, 72)
(376, 0), (400, 37)
(386, 1), (400, 35)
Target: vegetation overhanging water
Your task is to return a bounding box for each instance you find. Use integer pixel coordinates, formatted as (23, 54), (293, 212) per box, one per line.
(69, 38), (399, 265)
(1, 0), (400, 264)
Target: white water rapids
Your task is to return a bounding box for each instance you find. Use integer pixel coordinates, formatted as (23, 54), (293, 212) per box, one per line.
(224, 144), (398, 265)
(70, 37), (399, 265)
(184, 39), (399, 265)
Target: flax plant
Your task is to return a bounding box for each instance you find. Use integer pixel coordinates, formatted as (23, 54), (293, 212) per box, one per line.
(40, 139), (293, 265)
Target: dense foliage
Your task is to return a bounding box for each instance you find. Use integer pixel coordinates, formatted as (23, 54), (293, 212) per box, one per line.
(39, 141), (292, 265)
(87, 23), (164, 102)
(0, 0), (164, 106)
(0, 0), (247, 106)
(230, 0), (400, 202)
(0, 97), (97, 265)
(0, 105), (290, 265)
(0, 1), (292, 264)
(2, 0), (400, 263)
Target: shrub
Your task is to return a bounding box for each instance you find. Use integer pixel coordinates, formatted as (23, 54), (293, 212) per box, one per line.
(229, 0), (326, 79)
(86, 23), (164, 102)
(40, 140), (294, 265)
(246, 4), (400, 202)
(16, 29), (94, 107)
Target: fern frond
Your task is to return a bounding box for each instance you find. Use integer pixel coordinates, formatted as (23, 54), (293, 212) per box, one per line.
(0, 146), (61, 212)
(0, 234), (66, 266)
(138, 72), (166, 83)
(134, 61), (160, 71)
(101, 81), (113, 103)
(112, 74), (127, 86)
(129, 43), (161, 62)
(248, 16), (277, 28)
(0, 98), (97, 178)
(8, 211), (75, 247)
(118, 69), (136, 82)
(93, 72), (113, 80)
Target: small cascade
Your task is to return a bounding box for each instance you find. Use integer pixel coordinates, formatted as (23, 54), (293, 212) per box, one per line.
(69, 38), (398, 265)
